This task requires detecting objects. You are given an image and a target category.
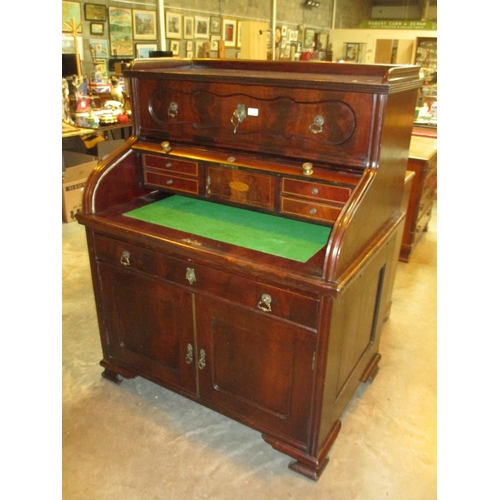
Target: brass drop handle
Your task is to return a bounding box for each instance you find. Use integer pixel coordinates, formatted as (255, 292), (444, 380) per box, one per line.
(309, 115), (324, 134)
(185, 344), (194, 364)
(257, 293), (272, 312)
(120, 251), (131, 266)
(198, 349), (206, 370)
(168, 102), (178, 118)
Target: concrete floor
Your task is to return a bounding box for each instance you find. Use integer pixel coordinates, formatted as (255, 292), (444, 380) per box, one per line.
(62, 209), (436, 500)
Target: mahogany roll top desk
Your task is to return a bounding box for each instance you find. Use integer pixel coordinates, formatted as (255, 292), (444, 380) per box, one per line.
(76, 59), (421, 480)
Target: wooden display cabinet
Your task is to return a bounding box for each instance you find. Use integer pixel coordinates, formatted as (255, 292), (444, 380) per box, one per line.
(76, 60), (421, 480)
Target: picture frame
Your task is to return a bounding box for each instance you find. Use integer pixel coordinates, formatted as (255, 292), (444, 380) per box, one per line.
(186, 51), (194, 59)
(343, 42), (361, 62)
(62, 1), (82, 32)
(304, 28), (315, 49)
(136, 43), (157, 58)
(94, 58), (108, 78)
(133, 10), (157, 40)
(195, 40), (206, 57)
(186, 40), (193, 52)
(84, 3), (106, 22)
(210, 17), (221, 34)
(166, 12), (181, 39)
(109, 7), (134, 57)
(223, 19), (236, 47)
(90, 22), (104, 36)
(170, 40), (180, 56)
(210, 35), (221, 51)
(195, 16), (209, 38)
(183, 16), (194, 39)
(90, 39), (109, 58)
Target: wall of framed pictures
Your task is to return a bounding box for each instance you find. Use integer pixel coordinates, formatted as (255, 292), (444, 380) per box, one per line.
(62, 0), (341, 78)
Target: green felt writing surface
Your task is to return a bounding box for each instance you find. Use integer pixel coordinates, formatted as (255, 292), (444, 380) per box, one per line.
(124, 195), (331, 262)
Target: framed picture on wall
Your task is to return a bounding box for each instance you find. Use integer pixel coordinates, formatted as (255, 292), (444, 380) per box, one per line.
(133, 10), (157, 40)
(90, 39), (109, 58)
(166, 12), (181, 38)
(62, 1), (82, 32)
(109, 7), (133, 56)
(195, 16), (209, 38)
(210, 17), (221, 34)
(136, 43), (157, 58)
(183, 16), (194, 39)
(90, 22), (104, 35)
(304, 28), (315, 49)
(210, 35), (221, 51)
(223, 19), (236, 47)
(170, 40), (180, 56)
(84, 3), (106, 21)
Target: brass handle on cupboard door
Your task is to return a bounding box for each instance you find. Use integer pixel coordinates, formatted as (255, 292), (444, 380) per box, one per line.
(185, 344), (194, 364)
(198, 349), (206, 370)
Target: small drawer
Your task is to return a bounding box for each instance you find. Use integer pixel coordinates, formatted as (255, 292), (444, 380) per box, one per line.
(143, 154), (198, 176)
(282, 178), (351, 203)
(144, 170), (200, 195)
(94, 234), (164, 276)
(206, 165), (275, 210)
(281, 197), (342, 224)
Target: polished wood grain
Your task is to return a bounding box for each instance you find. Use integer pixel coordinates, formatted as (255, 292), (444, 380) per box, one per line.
(77, 60), (421, 480)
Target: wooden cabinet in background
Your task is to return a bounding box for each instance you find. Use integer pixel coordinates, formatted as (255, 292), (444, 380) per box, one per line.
(399, 136), (437, 262)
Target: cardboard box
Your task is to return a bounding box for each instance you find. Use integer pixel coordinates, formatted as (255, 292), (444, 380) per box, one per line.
(62, 152), (98, 223)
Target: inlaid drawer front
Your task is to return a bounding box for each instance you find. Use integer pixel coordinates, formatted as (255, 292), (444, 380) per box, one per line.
(281, 178), (351, 203)
(206, 165), (275, 210)
(281, 197), (342, 224)
(144, 171), (199, 195)
(143, 154), (198, 176)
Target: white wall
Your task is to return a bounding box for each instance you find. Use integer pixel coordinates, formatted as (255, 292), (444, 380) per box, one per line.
(328, 28), (436, 64)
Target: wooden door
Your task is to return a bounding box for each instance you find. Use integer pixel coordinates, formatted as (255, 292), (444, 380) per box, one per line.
(98, 262), (197, 395)
(195, 296), (316, 445)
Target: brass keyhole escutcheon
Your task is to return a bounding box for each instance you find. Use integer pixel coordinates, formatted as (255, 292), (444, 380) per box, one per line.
(186, 267), (196, 285)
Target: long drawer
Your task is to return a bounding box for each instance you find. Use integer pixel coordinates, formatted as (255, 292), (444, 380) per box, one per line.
(93, 234), (319, 329)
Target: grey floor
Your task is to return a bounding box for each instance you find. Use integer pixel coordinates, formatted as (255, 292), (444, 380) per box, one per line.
(62, 209), (436, 500)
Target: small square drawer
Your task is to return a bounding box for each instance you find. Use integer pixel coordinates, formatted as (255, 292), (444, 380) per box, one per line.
(144, 170), (200, 195)
(143, 154), (198, 176)
(281, 178), (351, 203)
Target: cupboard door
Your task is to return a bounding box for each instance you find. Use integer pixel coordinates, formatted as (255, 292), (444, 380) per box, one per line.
(98, 262), (197, 395)
(195, 296), (316, 446)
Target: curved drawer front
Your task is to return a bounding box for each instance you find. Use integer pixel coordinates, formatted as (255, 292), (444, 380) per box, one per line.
(137, 78), (375, 166)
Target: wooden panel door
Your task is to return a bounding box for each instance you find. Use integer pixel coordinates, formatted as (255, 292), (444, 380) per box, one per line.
(97, 262), (197, 396)
(195, 296), (317, 446)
